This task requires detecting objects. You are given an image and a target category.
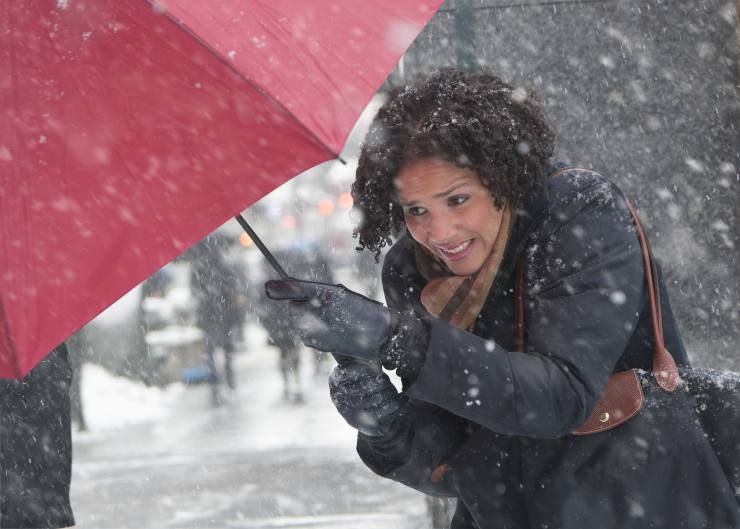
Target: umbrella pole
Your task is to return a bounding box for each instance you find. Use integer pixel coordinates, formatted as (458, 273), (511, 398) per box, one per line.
(234, 214), (290, 280)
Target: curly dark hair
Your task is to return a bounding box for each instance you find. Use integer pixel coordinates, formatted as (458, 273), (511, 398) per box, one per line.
(351, 68), (555, 257)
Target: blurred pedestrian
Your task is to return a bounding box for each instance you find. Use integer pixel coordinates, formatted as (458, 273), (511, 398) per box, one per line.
(257, 291), (304, 403)
(268, 69), (740, 528)
(190, 235), (244, 405)
(227, 256), (249, 349)
(0, 343), (75, 528)
(141, 266), (173, 299)
(257, 243), (335, 402)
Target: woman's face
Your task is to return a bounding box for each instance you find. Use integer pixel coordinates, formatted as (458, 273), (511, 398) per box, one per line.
(394, 158), (505, 276)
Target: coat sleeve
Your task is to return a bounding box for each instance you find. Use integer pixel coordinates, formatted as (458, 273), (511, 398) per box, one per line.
(405, 178), (646, 439)
(352, 240), (468, 496)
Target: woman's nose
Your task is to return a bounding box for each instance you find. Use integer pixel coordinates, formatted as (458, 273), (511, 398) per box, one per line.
(427, 214), (455, 245)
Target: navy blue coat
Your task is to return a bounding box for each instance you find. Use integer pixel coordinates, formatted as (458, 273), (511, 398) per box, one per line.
(357, 166), (740, 528)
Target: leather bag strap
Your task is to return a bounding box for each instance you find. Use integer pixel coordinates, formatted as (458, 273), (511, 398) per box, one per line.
(626, 202), (678, 390)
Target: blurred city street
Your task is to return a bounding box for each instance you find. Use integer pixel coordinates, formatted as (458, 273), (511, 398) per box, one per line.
(69, 325), (429, 529)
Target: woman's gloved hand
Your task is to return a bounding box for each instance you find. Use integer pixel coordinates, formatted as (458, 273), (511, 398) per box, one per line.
(265, 279), (430, 382)
(328, 360), (406, 438)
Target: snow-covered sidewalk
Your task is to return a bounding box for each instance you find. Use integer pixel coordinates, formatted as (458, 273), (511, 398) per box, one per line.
(70, 324), (428, 529)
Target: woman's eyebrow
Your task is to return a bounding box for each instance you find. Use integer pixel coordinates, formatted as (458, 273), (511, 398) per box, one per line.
(434, 181), (469, 199)
(399, 180), (470, 207)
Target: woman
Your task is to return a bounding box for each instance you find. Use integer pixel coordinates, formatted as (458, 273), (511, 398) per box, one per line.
(267, 69), (740, 528)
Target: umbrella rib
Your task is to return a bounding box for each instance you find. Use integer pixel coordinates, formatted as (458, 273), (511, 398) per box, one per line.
(144, 1), (341, 160)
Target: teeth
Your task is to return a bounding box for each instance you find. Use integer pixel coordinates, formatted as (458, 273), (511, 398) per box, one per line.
(441, 240), (470, 254)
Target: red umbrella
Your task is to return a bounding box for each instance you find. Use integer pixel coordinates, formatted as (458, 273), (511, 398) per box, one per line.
(0, 0), (443, 378)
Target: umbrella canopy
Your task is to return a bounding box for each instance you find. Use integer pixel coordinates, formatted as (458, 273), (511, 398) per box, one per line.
(0, 0), (443, 377)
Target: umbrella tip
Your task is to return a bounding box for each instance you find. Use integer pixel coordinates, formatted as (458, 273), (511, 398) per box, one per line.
(338, 156), (347, 165)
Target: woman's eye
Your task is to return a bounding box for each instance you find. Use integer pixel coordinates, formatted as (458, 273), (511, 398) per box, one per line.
(449, 195), (469, 206)
(407, 206), (426, 217)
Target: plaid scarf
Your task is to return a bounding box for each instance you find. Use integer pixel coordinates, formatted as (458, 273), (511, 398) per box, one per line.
(417, 207), (512, 331)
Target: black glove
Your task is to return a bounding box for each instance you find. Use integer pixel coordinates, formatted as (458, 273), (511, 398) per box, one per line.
(265, 279), (430, 382)
(380, 311), (429, 383)
(328, 360), (406, 437)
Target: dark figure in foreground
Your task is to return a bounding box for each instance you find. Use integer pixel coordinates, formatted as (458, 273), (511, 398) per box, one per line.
(268, 70), (740, 528)
(190, 236), (244, 404)
(65, 330), (89, 432)
(0, 344), (75, 528)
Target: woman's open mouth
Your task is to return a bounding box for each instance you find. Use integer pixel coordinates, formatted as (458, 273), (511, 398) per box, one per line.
(437, 239), (474, 261)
